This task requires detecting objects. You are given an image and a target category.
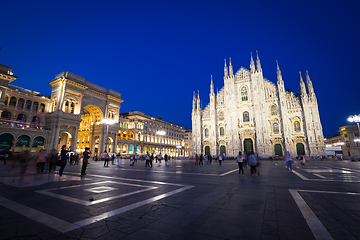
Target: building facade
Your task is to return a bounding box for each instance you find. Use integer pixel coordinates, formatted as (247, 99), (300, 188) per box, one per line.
(192, 53), (325, 158)
(117, 111), (185, 157)
(338, 125), (360, 158)
(0, 64), (123, 155)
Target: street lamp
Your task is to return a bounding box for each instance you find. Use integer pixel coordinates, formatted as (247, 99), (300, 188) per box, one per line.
(101, 118), (114, 153)
(156, 130), (166, 154)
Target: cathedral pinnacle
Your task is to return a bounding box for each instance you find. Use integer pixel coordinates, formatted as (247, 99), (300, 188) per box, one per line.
(229, 58), (234, 77)
(256, 51), (262, 72)
(306, 70), (314, 94)
(299, 71), (307, 96)
(210, 75), (214, 94)
(224, 59), (228, 78)
(250, 52), (255, 73)
(276, 60), (283, 83)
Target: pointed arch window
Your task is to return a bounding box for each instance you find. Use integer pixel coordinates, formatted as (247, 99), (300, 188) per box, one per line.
(205, 128), (209, 137)
(241, 86), (248, 101)
(9, 97), (17, 107)
(273, 123), (279, 133)
(243, 111), (250, 122)
(17, 98), (24, 108)
(294, 121), (301, 132)
(270, 105), (278, 116)
(219, 112), (224, 121)
(65, 101), (70, 113)
(220, 127), (225, 136)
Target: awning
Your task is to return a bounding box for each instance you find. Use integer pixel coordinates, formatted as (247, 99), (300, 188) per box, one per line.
(0, 133), (14, 149)
(32, 136), (45, 147)
(16, 135), (30, 146)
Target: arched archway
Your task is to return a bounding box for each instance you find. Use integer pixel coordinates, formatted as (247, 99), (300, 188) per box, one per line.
(0, 133), (14, 150)
(296, 143), (305, 156)
(58, 132), (72, 151)
(274, 144), (283, 156)
(16, 135), (31, 152)
(205, 146), (210, 155)
(220, 145), (226, 155)
(244, 139), (253, 154)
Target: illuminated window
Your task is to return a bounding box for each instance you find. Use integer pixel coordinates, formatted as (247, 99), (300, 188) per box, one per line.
(243, 111), (250, 122)
(220, 127), (225, 136)
(294, 121), (301, 132)
(270, 105), (278, 116)
(241, 86), (248, 101)
(273, 123), (279, 133)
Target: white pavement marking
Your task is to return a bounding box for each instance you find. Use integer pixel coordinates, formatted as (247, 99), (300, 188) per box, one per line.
(292, 170), (310, 180)
(0, 175), (194, 233)
(36, 181), (158, 206)
(288, 167), (360, 182)
(313, 174), (326, 179)
(289, 189), (334, 240)
(219, 169), (238, 176)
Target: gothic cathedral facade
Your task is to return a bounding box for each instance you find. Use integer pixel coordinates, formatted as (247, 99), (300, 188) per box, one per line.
(191, 53), (325, 158)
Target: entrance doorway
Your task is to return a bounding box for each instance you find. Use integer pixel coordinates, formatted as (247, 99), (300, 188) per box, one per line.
(296, 143), (305, 156)
(244, 139), (253, 154)
(274, 144), (283, 156)
(220, 145), (226, 155)
(205, 146), (210, 155)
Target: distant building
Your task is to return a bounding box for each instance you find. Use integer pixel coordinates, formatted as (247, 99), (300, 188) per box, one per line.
(338, 125), (360, 158)
(184, 129), (192, 157)
(192, 54), (325, 157)
(118, 111), (185, 156)
(324, 134), (343, 157)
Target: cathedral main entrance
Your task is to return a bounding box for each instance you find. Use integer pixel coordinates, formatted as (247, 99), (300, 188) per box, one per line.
(205, 146), (210, 155)
(220, 145), (226, 155)
(244, 139), (253, 154)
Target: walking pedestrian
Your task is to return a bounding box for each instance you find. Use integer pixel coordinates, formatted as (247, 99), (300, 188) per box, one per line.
(81, 147), (90, 175)
(130, 155), (135, 166)
(145, 152), (150, 167)
(35, 149), (47, 174)
(48, 149), (58, 173)
(237, 151), (244, 176)
(218, 154), (223, 165)
(195, 154), (199, 165)
(19, 150), (30, 176)
(111, 154), (115, 165)
(116, 152), (121, 167)
(150, 153), (154, 168)
(59, 145), (68, 180)
(164, 154), (168, 166)
(199, 154), (204, 165)
(103, 151), (109, 167)
(243, 152), (248, 168)
(248, 151), (258, 176)
(157, 153), (162, 166)
(285, 151), (293, 172)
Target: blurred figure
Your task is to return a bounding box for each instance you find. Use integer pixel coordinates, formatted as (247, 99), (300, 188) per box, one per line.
(150, 153), (154, 168)
(195, 154), (199, 165)
(164, 154), (168, 166)
(145, 152), (150, 167)
(218, 154), (223, 165)
(157, 152), (162, 166)
(116, 152), (121, 167)
(48, 149), (58, 173)
(248, 151), (258, 176)
(19, 150), (30, 176)
(285, 151), (293, 173)
(59, 145), (68, 180)
(82, 147), (91, 175)
(35, 149), (47, 174)
(103, 151), (109, 167)
(199, 154), (203, 165)
(237, 151), (244, 176)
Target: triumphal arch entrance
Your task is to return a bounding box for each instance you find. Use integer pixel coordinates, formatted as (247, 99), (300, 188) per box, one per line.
(46, 72), (123, 156)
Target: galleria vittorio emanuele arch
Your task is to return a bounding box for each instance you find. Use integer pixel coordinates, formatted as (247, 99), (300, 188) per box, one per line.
(192, 53), (325, 158)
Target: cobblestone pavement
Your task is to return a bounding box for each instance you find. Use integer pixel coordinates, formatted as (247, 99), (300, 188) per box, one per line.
(0, 158), (360, 240)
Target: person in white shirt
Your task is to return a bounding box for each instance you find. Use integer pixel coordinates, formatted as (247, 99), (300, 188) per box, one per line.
(237, 151), (244, 176)
(157, 153), (162, 166)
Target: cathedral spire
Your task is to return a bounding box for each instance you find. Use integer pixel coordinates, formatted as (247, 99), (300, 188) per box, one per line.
(192, 91), (197, 110)
(299, 71), (307, 96)
(197, 90), (200, 110)
(210, 75), (214, 94)
(276, 60), (283, 83)
(306, 70), (314, 94)
(256, 50), (262, 72)
(250, 52), (255, 73)
(229, 58), (234, 77)
(224, 59), (228, 78)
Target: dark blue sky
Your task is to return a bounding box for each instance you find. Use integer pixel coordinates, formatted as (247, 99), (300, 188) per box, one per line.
(1, 0), (359, 137)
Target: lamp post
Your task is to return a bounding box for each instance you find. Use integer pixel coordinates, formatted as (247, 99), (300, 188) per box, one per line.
(101, 118), (114, 153)
(156, 130), (166, 154)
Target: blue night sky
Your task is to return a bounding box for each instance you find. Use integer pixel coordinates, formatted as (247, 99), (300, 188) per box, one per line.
(1, 0), (359, 137)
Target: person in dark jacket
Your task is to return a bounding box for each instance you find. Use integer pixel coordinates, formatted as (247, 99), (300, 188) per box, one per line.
(59, 145), (68, 180)
(82, 147), (91, 175)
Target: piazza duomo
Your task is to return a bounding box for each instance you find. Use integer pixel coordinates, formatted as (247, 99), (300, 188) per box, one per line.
(0, 52), (325, 157)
